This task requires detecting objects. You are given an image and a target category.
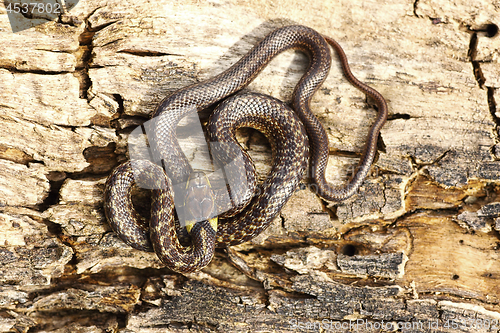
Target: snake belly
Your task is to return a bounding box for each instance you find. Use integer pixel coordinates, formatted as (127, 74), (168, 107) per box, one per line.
(103, 25), (388, 272)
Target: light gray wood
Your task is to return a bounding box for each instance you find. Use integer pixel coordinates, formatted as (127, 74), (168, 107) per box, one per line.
(0, 0), (499, 331)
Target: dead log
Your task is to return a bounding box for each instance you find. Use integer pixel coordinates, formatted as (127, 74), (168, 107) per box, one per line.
(0, 0), (499, 331)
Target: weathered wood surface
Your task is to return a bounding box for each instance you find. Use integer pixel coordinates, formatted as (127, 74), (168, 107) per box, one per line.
(1, 0), (500, 331)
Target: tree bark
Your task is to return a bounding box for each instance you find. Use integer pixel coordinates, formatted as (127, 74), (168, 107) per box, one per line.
(1, 0), (499, 331)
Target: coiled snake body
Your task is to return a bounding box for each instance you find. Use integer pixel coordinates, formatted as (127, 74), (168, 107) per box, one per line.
(104, 25), (388, 273)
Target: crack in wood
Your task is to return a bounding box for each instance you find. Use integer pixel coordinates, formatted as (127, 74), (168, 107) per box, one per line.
(75, 23), (95, 100)
(468, 33), (486, 89)
(412, 0), (420, 18)
(387, 113), (411, 121)
(0, 67), (72, 74)
(117, 49), (182, 57)
(466, 27), (500, 160)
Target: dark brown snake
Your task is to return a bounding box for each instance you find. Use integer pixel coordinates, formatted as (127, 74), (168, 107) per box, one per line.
(104, 25), (388, 273)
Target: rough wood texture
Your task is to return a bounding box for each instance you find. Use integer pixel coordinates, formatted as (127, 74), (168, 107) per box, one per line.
(1, 0), (499, 331)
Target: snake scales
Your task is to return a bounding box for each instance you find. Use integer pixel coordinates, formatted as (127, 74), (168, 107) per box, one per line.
(104, 25), (388, 273)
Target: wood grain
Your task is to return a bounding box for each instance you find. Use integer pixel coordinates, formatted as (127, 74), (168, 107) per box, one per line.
(0, 0), (499, 331)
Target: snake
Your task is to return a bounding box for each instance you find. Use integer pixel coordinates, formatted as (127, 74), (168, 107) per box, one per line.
(104, 25), (388, 273)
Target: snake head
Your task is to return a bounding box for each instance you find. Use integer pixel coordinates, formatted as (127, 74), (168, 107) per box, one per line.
(184, 171), (218, 233)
